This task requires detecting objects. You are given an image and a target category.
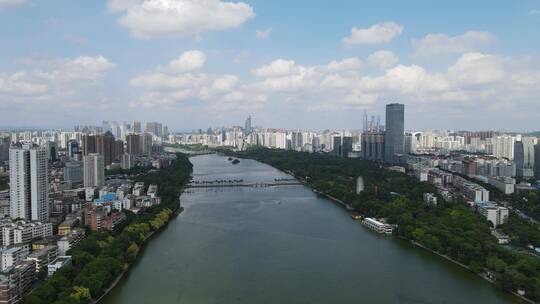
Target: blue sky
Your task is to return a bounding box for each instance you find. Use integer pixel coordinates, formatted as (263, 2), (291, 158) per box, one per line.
(0, 0), (539, 131)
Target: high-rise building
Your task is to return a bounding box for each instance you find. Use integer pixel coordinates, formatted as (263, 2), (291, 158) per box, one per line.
(493, 135), (515, 160)
(67, 140), (80, 160)
(96, 132), (115, 167)
(140, 133), (153, 156)
(144, 122), (163, 137)
(0, 135), (11, 162)
(244, 116), (252, 136)
(9, 144), (49, 222)
(64, 161), (83, 184)
(342, 136), (353, 158)
(333, 136), (342, 157)
(83, 154), (104, 188)
(113, 140), (124, 162)
(535, 143), (540, 178)
(82, 135), (97, 156)
(126, 134), (141, 156)
(514, 137), (537, 178)
(384, 103), (405, 164)
(361, 131), (385, 161)
(133, 121), (141, 134)
(404, 132), (412, 154)
(121, 153), (135, 170)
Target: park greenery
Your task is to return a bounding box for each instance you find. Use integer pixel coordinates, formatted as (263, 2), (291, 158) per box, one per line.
(104, 165), (154, 177)
(229, 147), (540, 301)
(24, 153), (192, 304)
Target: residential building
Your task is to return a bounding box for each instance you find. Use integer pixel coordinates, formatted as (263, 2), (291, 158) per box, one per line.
(9, 144), (49, 222)
(83, 154), (104, 188)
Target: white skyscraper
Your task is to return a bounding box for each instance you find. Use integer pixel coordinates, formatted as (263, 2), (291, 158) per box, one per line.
(9, 144), (49, 222)
(83, 153), (104, 188)
(493, 135), (515, 160)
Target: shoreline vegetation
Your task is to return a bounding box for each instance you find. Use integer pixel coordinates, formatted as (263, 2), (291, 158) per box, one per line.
(222, 146), (540, 303)
(24, 153), (193, 304)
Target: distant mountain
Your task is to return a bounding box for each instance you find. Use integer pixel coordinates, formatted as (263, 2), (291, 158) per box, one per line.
(528, 131), (540, 137)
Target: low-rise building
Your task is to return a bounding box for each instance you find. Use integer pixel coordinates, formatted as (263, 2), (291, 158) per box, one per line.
(423, 193), (437, 205)
(47, 256), (72, 277)
(488, 176), (515, 195)
(57, 228), (85, 256)
(0, 260), (36, 304)
(1, 220), (53, 247)
(476, 202), (509, 227)
(362, 218), (394, 235)
(25, 245), (58, 273)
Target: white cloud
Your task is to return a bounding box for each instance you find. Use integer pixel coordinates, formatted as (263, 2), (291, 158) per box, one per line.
(130, 53), (262, 110)
(0, 0), (26, 10)
(0, 55), (115, 110)
(252, 59), (301, 77)
(412, 31), (496, 56)
(255, 28), (272, 39)
(342, 22), (403, 45)
(529, 9), (540, 15)
(367, 50), (399, 69)
(317, 58), (363, 73)
(447, 52), (504, 86)
(159, 50), (206, 73)
(110, 0), (255, 38)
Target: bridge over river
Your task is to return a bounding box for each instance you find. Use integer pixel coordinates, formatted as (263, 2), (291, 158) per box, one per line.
(186, 179), (302, 188)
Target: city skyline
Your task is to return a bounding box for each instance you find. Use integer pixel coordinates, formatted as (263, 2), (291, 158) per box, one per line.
(1, 0), (540, 131)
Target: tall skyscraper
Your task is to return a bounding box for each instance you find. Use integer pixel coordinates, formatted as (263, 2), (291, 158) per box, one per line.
(384, 103), (405, 164)
(535, 143), (540, 178)
(0, 135), (11, 162)
(361, 131), (385, 161)
(9, 144), (49, 222)
(82, 135), (97, 156)
(342, 136), (353, 158)
(133, 121), (142, 134)
(96, 131), (115, 166)
(83, 153), (104, 188)
(144, 122), (163, 137)
(244, 115), (252, 136)
(493, 135), (515, 160)
(67, 140), (80, 160)
(140, 133), (153, 156)
(126, 134), (141, 156)
(333, 136), (342, 157)
(514, 137), (537, 178)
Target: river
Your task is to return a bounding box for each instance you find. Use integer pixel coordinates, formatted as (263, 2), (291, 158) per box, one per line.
(103, 154), (520, 304)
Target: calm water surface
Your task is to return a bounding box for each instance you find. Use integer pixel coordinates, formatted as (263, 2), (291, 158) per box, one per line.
(103, 154), (520, 304)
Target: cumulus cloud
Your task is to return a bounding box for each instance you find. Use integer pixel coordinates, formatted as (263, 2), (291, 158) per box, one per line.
(0, 0), (26, 10)
(130, 52), (263, 110)
(247, 52), (540, 113)
(158, 50), (206, 73)
(129, 48), (540, 122)
(342, 22), (403, 45)
(367, 50), (399, 69)
(412, 31), (496, 56)
(0, 55), (115, 111)
(109, 0), (255, 38)
(255, 28), (271, 39)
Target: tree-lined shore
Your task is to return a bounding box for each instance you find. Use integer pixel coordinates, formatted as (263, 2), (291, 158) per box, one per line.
(227, 147), (540, 302)
(25, 153), (193, 304)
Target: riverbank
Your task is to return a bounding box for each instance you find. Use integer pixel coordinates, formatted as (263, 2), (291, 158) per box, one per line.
(94, 207), (184, 304)
(25, 153), (193, 304)
(227, 148), (539, 303)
